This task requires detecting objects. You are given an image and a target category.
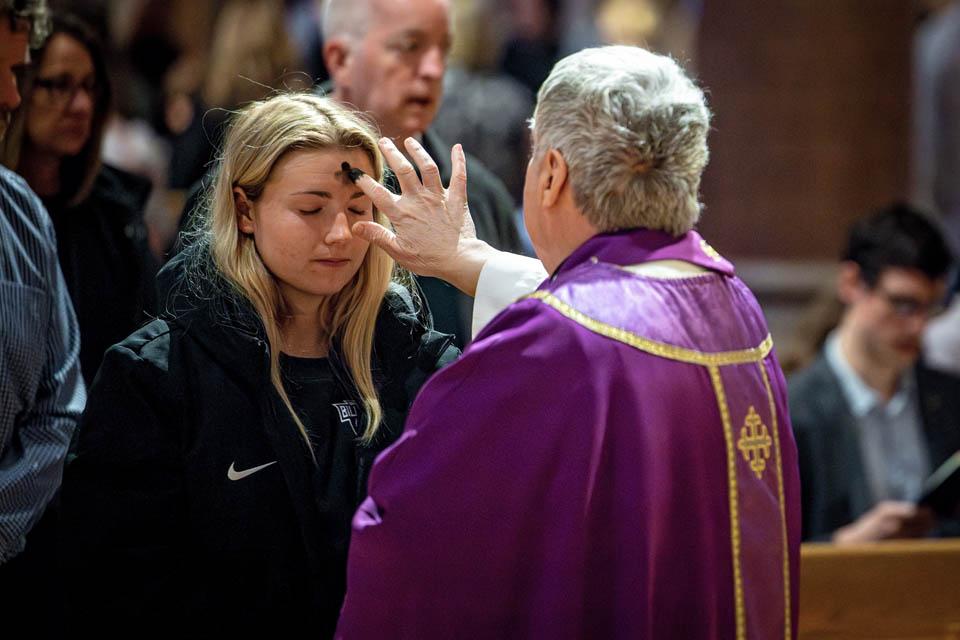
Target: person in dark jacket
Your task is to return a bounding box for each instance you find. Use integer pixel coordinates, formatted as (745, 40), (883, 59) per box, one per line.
(0, 12), (157, 384)
(789, 204), (960, 542)
(59, 93), (458, 637)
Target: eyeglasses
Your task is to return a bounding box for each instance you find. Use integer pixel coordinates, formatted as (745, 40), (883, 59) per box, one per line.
(874, 286), (946, 320)
(33, 74), (98, 105)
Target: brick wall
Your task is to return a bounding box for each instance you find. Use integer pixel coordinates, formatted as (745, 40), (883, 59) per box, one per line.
(695, 0), (916, 260)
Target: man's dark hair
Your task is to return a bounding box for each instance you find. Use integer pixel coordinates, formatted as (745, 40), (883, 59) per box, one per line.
(843, 202), (953, 286)
(2, 0), (50, 48)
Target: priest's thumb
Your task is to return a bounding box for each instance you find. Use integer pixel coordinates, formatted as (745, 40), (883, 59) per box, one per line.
(352, 221), (403, 261)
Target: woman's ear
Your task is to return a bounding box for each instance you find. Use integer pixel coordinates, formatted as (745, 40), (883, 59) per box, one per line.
(234, 187), (255, 234)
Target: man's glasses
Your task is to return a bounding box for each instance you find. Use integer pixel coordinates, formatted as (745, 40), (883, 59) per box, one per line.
(874, 286), (946, 320)
(33, 74), (98, 106)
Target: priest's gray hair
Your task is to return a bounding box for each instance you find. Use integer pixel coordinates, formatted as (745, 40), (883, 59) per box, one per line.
(322, 0), (371, 43)
(530, 45), (710, 236)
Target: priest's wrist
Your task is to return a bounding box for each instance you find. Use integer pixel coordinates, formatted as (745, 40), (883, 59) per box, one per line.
(437, 238), (496, 298)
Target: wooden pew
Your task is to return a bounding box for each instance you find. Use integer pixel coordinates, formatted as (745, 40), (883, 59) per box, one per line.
(799, 539), (960, 639)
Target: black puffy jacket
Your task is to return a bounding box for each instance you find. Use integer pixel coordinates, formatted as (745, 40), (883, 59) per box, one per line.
(60, 264), (457, 637)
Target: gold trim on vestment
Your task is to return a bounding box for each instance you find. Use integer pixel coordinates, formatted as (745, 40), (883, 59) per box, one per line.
(710, 365), (746, 640)
(523, 291), (773, 366)
(759, 363), (792, 640)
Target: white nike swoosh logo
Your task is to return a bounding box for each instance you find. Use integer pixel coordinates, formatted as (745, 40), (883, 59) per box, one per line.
(227, 460), (278, 481)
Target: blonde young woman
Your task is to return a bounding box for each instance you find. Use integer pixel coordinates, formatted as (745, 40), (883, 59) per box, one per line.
(59, 93), (458, 637)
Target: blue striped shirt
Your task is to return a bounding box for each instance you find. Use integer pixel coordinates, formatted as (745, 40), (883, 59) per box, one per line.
(0, 165), (85, 563)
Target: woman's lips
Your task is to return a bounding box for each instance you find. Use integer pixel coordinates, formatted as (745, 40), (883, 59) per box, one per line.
(312, 258), (350, 266)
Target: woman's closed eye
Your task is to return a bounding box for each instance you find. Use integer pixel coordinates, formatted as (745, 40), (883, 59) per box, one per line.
(297, 206), (368, 216)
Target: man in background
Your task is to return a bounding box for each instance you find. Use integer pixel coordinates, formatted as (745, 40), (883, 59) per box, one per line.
(0, 0), (84, 627)
(321, 0), (522, 347)
(790, 204), (960, 542)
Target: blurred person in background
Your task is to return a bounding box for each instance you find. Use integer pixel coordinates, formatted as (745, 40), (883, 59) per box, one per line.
(913, 0), (960, 254)
(923, 279), (960, 376)
(166, 0), (303, 193)
(285, 0), (329, 83)
(595, 0), (701, 65)
(98, 0), (218, 259)
(321, 0), (523, 347)
(498, 0), (561, 96)
(914, 1), (960, 380)
(789, 204), (960, 543)
(2, 12), (158, 386)
(431, 0), (536, 254)
(0, 0), (84, 632)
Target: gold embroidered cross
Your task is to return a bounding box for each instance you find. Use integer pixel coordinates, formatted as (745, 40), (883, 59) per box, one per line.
(737, 406), (772, 479)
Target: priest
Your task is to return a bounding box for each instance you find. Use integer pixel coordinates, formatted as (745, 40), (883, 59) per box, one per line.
(338, 45), (801, 639)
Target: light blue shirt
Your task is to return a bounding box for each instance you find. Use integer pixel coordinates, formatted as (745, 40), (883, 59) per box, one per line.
(824, 332), (930, 502)
(0, 167), (85, 563)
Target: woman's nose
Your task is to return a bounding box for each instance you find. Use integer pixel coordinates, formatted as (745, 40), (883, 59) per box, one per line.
(325, 211), (352, 244)
(67, 85), (94, 115)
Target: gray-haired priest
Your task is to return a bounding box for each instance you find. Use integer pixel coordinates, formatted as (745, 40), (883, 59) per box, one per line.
(336, 45), (801, 639)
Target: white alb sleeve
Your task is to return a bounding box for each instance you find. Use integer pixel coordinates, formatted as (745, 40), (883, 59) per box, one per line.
(471, 252), (547, 337)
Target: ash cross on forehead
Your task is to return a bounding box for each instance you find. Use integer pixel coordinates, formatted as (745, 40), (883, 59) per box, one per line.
(340, 161), (365, 184)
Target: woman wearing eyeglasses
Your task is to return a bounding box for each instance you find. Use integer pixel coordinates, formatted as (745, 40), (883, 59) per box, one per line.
(1, 12), (157, 385)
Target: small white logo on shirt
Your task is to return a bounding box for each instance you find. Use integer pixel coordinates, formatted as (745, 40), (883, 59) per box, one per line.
(334, 401), (360, 435)
(227, 460), (278, 481)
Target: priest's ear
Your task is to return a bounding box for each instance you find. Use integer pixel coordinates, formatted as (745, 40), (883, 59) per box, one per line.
(536, 148), (568, 209)
(836, 261), (865, 306)
(234, 187), (256, 235)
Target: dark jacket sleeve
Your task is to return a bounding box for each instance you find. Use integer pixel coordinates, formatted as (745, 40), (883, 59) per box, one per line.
(787, 366), (833, 542)
(60, 325), (189, 630)
(375, 284), (460, 398)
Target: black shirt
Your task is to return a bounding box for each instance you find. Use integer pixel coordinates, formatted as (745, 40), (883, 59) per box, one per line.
(280, 352), (366, 616)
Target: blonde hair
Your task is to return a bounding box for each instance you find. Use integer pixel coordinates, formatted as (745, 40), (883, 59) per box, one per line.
(200, 93), (392, 447)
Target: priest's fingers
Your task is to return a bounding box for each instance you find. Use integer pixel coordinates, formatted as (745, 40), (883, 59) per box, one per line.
(354, 173), (399, 218)
(351, 221), (408, 263)
(449, 144), (476, 239)
(450, 143), (468, 196)
(378, 138), (421, 194)
(404, 137), (443, 193)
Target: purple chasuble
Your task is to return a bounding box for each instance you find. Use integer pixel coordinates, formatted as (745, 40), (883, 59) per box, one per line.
(336, 229), (801, 639)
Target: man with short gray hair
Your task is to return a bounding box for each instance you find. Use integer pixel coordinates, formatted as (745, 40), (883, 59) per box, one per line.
(337, 45), (801, 638)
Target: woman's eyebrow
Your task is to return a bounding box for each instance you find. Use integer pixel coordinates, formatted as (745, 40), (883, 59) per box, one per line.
(290, 189), (368, 200)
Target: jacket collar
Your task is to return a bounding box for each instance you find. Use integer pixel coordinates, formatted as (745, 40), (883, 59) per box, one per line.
(158, 246), (269, 361)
